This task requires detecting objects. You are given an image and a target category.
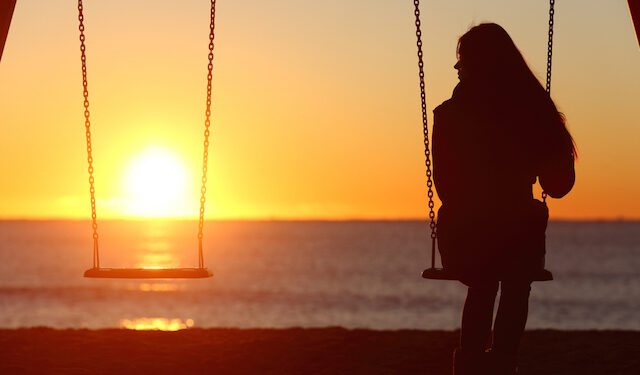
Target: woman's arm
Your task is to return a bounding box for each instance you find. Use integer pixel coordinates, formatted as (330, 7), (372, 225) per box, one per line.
(539, 150), (575, 198)
(433, 103), (461, 204)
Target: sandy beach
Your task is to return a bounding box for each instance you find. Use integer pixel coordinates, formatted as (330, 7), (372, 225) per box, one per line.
(1, 328), (638, 374)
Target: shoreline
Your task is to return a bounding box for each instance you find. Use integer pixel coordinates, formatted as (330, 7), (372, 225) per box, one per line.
(2, 328), (638, 374)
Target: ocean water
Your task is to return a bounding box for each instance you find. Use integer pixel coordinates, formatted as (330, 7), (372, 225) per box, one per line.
(0, 220), (638, 330)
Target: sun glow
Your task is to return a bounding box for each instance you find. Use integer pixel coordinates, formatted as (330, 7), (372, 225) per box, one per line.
(120, 318), (194, 331)
(121, 147), (195, 218)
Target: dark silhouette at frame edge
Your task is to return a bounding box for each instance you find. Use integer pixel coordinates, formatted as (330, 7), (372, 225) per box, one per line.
(629, 0), (640, 47)
(0, 0), (17, 62)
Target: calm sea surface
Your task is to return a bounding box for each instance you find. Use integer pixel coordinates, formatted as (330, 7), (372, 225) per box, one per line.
(0, 220), (638, 330)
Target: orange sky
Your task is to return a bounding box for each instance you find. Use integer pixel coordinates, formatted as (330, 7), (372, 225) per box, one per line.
(1, 0), (639, 220)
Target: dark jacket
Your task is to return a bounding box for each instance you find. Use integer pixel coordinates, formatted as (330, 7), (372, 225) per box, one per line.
(433, 82), (575, 281)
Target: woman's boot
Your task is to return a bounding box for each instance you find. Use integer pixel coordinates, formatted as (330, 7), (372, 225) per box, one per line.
(452, 348), (489, 375)
(485, 349), (518, 375)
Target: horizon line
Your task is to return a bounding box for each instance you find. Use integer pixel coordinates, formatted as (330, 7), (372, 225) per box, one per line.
(0, 217), (638, 222)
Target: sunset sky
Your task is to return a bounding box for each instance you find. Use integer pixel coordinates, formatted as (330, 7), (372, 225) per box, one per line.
(1, 0), (639, 220)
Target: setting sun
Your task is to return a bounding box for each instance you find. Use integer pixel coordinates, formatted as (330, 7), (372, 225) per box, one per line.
(121, 147), (195, 218)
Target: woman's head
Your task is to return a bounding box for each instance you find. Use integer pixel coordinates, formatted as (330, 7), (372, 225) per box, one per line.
(455, 23), (576, 158)
(455, 23), (530, 85)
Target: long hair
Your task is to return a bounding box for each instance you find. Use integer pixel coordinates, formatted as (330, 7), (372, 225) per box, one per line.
(457, 23), (576, 159)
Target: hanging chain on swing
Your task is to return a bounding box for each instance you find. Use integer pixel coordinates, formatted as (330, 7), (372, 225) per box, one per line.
(197, 0), (217, 269)
(542, 0), (555, 203)
(78, 0), (99, 268)
(546, 0), (555, 94)
(413, 0), (437, 267)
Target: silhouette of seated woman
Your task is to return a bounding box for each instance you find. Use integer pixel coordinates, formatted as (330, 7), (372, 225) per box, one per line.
(432, 23), (575, 374)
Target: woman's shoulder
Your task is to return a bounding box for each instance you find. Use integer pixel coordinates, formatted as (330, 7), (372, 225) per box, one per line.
(434, 96), (468, 129)
(434, 83), (466, 118)
(434, 98), (455, 114)
(434, 99), (459, 125)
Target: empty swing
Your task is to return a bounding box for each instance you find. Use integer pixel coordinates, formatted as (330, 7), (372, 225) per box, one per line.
(79, 0), (217, 279)
(414, 0), (556, 282)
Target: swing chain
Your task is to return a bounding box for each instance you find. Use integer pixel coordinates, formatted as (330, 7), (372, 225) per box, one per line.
(546, 0), (555, 94)
(78, 0), (99, 268)
(197, 0), (216, 269)
(542, 0), (555, 203)
(413, 0), (437, 257)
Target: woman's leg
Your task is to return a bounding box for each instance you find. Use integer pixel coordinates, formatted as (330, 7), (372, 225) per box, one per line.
(492, 281), (532, 354)
(454, 281), (499, 374)
(460, 281), (499, 352)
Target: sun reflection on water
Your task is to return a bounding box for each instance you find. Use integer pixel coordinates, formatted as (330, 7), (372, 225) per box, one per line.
(137, 249), (176, 268)
(125, 282), (185, 292)
(139, 283), (179, 292)
(107, 220), (196, 269)
(120, 318), (194, 331)
(143, 240), (171, 252)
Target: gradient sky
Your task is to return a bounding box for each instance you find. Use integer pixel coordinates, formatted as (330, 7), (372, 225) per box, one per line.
(1, 0), (639, 219)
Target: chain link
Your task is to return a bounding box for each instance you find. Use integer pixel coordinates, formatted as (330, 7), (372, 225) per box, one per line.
(197, 0), (217, 269)
(542, 0), (555, 203)
(413, 0), (437, 267)
(78, 0), (99, 268)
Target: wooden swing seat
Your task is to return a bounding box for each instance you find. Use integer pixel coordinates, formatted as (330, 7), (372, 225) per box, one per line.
(84, 267), (212, 279)
(422, 267), (553, 281)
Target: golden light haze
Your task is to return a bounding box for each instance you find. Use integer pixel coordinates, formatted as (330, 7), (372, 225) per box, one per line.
(1, 0), (639, 220)
(120, 317), (194, 331)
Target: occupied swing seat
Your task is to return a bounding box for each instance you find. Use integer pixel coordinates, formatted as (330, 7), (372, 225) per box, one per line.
(422, 267), (553, 281)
